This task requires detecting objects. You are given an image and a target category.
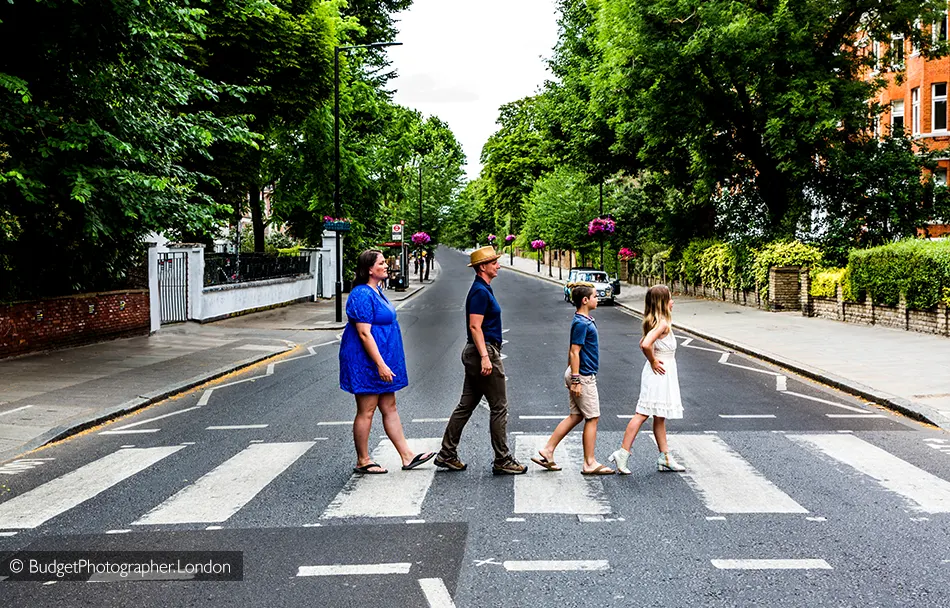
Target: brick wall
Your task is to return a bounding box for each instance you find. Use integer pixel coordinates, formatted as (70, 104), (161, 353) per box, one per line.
(769, 267), (801, 310)
(811, 297), (839, 320)
(909, 309), (940, 335)
(0, 290), (150, 358)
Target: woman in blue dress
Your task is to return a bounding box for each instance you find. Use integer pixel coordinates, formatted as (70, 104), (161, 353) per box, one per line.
(339, 250), (436, 474)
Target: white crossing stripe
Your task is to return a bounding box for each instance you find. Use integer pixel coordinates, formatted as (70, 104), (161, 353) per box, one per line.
(789, 434), (950, 513)
(0, 405), (33, 417)
(825, 414), (885, 419)
(111, 406), (201, 431)
(134, 442), (313, 525)
(711, 559), (832, 570)
(419, 578), (457, 608)
(776, 376), (787, 391)
(781, 391), (869, 413)
(205, 425), (268, 430)
(0, 447), (185, 529)
(99, 429), (161, 435)
(321, 438), (441, 519)
(669, 435), (808, 514)
(503, 560), (609, 572)
(297, 563), (412, 576)
(513, 435), (611, 515)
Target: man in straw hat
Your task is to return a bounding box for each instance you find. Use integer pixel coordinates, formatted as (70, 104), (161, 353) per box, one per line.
(434, 246), (527, 475)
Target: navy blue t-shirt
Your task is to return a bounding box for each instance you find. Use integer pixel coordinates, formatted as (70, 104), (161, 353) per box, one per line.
(570, 313), (599, 375)
(466, 276), (503, 345)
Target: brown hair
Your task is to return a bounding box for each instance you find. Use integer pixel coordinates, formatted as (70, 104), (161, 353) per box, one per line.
(642, 284), (671, 336)
(571, 284), (595, 308)
(354, 250), (384, 286)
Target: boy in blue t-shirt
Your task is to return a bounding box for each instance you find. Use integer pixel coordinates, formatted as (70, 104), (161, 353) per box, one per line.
(530, 284), (615, 475)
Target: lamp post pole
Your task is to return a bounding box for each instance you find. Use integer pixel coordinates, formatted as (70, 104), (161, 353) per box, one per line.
(599, 181), (604, 270)
(418, 163), (423, 278)
(333, 41), (402, 323)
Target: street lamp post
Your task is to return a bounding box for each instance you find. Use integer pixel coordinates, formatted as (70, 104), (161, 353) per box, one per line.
(599, 181), (604, 270)
(333, 41), (402, 323)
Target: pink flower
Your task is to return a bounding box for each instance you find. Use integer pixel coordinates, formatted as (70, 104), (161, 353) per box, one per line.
(587, 217), (616, 235)
(531, 239), (546, 250)
(504, 234), (515, 243)
(411, 231), (431, 245)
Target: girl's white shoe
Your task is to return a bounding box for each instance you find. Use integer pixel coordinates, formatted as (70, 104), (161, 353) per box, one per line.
(608, 448), (631, 475)
(657, 451), (686, 472)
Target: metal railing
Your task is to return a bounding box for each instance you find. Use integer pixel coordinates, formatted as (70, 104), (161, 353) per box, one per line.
(204, 252), (312, 287)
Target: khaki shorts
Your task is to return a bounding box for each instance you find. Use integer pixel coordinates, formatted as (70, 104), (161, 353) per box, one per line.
(563, 367), (600, 419)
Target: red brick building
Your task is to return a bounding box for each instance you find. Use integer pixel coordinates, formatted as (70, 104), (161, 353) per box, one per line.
(872, 15), (950, 238)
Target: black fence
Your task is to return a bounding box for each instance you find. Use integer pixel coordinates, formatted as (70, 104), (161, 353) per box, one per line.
(204, 252), (312, 287)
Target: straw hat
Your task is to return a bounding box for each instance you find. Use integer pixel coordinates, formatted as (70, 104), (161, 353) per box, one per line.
(468, 245), (503, 267)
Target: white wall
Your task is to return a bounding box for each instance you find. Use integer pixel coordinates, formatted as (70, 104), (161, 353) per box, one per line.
(200, 275), (314, 322)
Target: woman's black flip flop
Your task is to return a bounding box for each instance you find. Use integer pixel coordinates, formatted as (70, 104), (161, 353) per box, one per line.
(354, 462), (388, 474)
(402, 452), (436, 470)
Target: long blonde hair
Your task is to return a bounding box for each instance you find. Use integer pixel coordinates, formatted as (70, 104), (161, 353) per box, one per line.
(642, 285), (672, 336)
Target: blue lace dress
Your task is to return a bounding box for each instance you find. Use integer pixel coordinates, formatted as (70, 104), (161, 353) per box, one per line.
(339, 284), (408, 395)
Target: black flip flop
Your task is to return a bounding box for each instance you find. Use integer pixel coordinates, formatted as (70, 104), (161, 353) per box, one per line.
(354, 462), (388, 474)
(402, 452), (436, 470)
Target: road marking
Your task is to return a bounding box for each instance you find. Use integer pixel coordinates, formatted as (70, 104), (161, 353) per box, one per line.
(825, 414), (885, 419)
(718, 353), (780, 376)
(99, 429), (161, 435)
(321, 438), (441, 519)
(0, 446), (185, 529)
(781, 391), (869, 413)
(405, 519), (426, 524)
(413, 418), (450, 423)
(0, 458), (55, 476)
(503, 560), (609, 572)
(706, 516), (727, 521)
(317, 421), (351, 426)
(790, 434), (950, 513)
(105, 529), (131, 534)
(205, 424), (269, 430)
(666, 435), (808, 513)
(513, 435), (611, 515)
(297, 563), (412, 577)
(206, 525), (223, 530)
(711, 559), (831, 570)
(718, 415), (776, 419)
(506, 517), (526, 522)
(110, 406), (202, 431)
(776, 376), (787, 391)
(134, 442), (313, 525)
(419, 578), (457, 608)
(0, 531), (18, 537)
(0, 405), (33, 417)
(197, 390), (213, 406)
(806, 517), (827, 522)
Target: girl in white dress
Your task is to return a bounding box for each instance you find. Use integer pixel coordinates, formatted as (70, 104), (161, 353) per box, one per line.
(609, 285), (686, 474)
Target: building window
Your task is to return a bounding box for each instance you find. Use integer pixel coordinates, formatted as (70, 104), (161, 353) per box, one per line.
(935, 12), (948, 43)
(872, 40), (882, 71)
(912, 87), (921, 135)
(935, 167), (948, 187)
(891, 34), (904, 67)
(934, 83), (948, 132)
(892, 100), (905, 133)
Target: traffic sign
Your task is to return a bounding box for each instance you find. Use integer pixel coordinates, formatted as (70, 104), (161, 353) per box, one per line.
(391, 224), (403, 241)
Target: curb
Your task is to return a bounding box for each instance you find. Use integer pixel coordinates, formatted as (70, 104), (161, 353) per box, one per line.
(506, 262), (946, 430)
(0, 348), (295, 463)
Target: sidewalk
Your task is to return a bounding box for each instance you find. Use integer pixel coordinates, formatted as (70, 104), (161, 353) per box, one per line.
(0, 263), (439, 463)
(502, 253), (950, 431)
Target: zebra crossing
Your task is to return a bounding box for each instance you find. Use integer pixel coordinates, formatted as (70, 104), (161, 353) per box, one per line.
(0, 432), (948, 535)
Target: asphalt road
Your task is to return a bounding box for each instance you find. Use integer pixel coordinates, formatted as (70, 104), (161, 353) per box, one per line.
(1, 248), (949, 607)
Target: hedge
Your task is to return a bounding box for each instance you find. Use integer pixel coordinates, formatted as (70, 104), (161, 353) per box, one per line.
(698, 242), (756, 291)
(847, 239), (950, 309)
(752, 241), (823, 301)
(810, 267), (848, 299)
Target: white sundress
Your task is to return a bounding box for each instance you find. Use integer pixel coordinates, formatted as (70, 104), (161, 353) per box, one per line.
(635, 330), (683, 419)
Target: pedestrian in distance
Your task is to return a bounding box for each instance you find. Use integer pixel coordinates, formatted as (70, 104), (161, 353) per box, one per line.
(609, 284), (687, 474)
(531, 283), (615, 475)
(435, 246), (527, 475)
(338, 249), (436, 474)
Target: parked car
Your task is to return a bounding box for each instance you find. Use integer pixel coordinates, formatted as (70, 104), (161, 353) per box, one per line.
(563, 267), (621, 304)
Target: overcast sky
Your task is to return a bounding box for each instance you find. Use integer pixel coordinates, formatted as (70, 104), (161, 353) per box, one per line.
(386, 0), (560, 181)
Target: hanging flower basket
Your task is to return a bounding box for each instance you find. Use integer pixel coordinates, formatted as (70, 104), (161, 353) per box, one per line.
(504, 234), (515, 244)
(487, 234), (497, 243)
(411, 231), (431, 246)
(588, 217), (616, 236)
(531, 239), (546, 250)
(323, 216), (352, 232)
(618, 247), (637, 261)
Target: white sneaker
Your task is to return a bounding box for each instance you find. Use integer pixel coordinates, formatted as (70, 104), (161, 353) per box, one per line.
(608, 448), (631, 475)
(657, 452), (686, 472)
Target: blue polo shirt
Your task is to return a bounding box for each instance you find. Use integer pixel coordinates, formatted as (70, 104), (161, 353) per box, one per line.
(570, 313), (599, 375)
(466, 276), (503, 345)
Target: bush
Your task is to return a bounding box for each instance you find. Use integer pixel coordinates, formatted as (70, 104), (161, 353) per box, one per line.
(675, 239), (719, 284)
(847, 239), (950, 309)
(698, 242), (756, 291)
(753, 241), (823, 301)
(810, 267), (847, 299)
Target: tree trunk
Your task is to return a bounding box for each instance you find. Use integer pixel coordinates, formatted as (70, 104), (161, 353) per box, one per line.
(250, 187), (265, 252)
